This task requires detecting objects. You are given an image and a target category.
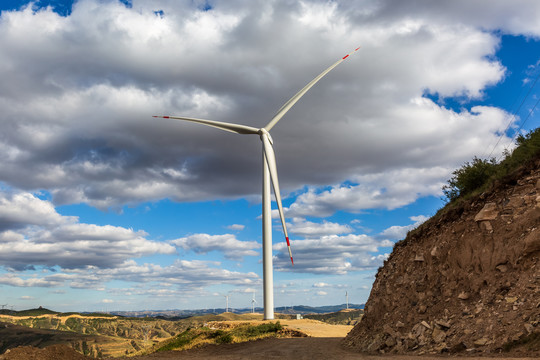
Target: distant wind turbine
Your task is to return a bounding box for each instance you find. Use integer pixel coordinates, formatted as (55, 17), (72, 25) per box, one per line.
(251, 293), (257, 314)
(155, 47), (360, 320)
(224, 295), (229, 313)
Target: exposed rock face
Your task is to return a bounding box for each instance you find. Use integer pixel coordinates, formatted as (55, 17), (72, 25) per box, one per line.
(344, 159), (540, 356)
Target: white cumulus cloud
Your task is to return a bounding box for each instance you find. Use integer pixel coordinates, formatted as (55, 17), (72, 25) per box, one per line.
(171, 233), (259, 260)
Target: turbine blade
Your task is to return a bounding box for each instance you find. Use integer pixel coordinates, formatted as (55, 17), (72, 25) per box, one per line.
(264, 47), (360, 132)
(153, 115), (259, 135)
(261, 134), (294, 265)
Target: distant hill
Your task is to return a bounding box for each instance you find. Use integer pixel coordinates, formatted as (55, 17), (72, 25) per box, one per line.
(275, 304), (364, 314)
(304, 309), (364, 325)
(110, 303), (365, 318)
(0, 307), (58, 317)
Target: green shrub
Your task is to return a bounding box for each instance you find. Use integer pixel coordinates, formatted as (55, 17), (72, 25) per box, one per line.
(497, 128), (540, 176)
(207, 329), (225, 339)
(234, 321), (282, 338)
(156, 329), (199, 352)
(443, 157), (497, 202)
(443, 127), (540, 203)
(216, 333), (233, 344)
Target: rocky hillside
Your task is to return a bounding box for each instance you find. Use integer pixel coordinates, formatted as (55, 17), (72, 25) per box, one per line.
(344, 157), (540, 356)
(0, 314), (189, 357)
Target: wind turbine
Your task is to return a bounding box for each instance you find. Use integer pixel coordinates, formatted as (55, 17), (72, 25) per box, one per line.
(155, 47), (360, 320)
(251, 293), (257, 314)
(224, 295), (229, 313)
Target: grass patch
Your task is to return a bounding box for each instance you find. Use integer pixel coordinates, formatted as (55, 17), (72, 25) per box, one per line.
(156, 328), (200, 352)
(231, 321), (282, 340)
(154, 322), (284, 352)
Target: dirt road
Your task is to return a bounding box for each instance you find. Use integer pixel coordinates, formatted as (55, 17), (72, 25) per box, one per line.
(128, 337), (532, 360)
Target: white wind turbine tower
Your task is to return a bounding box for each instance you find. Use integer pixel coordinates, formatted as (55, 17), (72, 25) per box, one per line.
(155, 47), (360, 320)
(224, 295), (229, 313)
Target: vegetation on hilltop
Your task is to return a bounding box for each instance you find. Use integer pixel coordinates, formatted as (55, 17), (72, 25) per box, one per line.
(303, 309), (363, 325)
(1, 307), (58, 316)
(154, 322), (284, 353)
(443, 127), (540, 202)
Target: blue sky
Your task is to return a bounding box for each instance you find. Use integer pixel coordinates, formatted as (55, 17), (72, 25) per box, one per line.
(0, 0), (539, 312)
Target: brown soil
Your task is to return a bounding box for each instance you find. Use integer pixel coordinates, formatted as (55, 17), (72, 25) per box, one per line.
(0, 344), (88, 360)
(0, 330), (535, 359)
(344, 158), (540, 356)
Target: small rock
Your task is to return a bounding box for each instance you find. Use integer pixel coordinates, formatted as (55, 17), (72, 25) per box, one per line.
(505, 196), (525, 208)
(458, 292), (470, 300)
(474, 337), (490, 346)
(524, 229), (540, 255)
(421, 320), (431, 329)
(385, 336), (397, 347)
(524, 323), (534, 334)
(414, 254), (425, 262)
(474, 202), (498, 222)
(480, 220), (493, 232)
(505, 296), (518, 304)
(432, 327), (446, 343)
(418, 305), (427, 314)
(496, 264), (508, 273)
(511, 331), (524, 342)
(396, 321), (405, 328)
(367, 336), (384, 352)
(435, 319), (451, 329)
(383, 324), (396, 337)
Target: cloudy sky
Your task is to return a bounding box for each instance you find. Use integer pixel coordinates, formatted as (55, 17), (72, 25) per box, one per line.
(0, 0), (539, 312)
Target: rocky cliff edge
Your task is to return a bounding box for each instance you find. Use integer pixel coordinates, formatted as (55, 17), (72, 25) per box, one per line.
(344, 158), (540, 356)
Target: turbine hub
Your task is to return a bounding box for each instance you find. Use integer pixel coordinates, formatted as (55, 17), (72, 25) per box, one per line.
(259, 128), (273, 145)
